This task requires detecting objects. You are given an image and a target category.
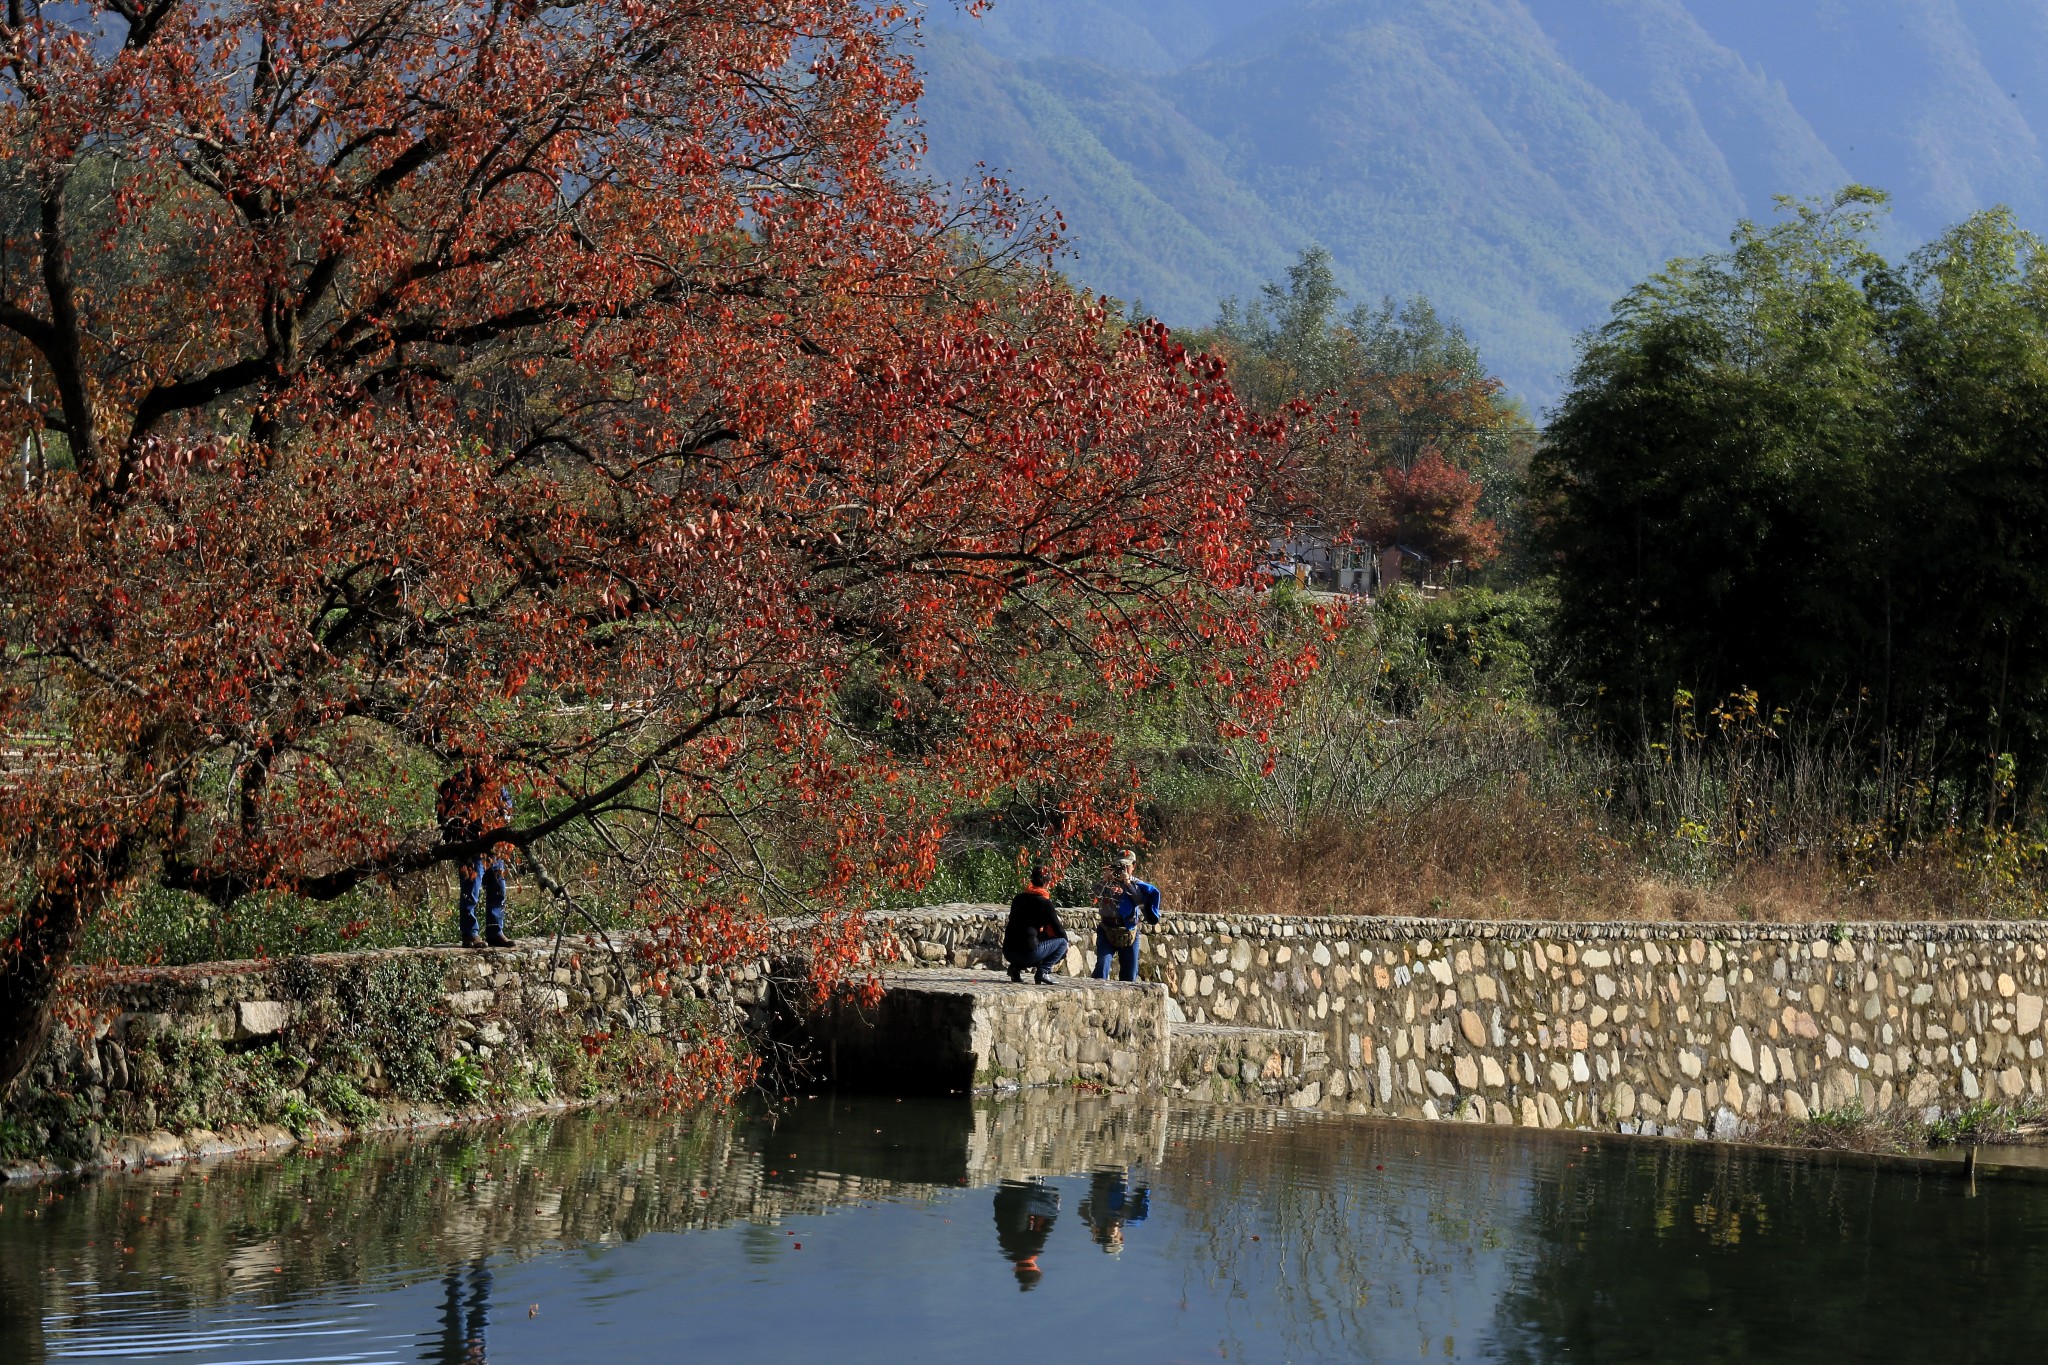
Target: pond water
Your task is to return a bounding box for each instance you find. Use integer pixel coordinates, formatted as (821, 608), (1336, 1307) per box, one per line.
(2, 1091), (2045, 1363)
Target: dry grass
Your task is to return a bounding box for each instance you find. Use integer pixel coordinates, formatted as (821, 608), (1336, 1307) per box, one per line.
(1746, 1107), (1922, 1155)
(1146, 800), (2006, 925)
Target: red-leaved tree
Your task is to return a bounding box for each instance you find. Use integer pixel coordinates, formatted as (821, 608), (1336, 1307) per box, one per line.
(0, 0), (1297, 1093)
(1369, 450), (1500, 567)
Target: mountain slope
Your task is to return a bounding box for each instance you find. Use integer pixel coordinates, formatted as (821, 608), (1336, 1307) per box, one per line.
(912, 0), (2048, 408)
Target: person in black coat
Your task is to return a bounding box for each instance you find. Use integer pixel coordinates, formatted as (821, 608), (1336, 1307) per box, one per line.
(992, 1178), (1060, 1290)
(1003, 866), (1069, 984)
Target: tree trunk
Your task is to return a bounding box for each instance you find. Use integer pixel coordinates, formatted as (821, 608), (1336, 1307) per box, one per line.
(0, 883), (91, 1097)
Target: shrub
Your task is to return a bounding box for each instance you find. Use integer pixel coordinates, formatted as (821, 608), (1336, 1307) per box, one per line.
(313, 1074), (380, 1128)
(444, 1055), (486, 1104)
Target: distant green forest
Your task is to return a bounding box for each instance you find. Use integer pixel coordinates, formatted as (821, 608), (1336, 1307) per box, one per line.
(916, 0), (2048, 408)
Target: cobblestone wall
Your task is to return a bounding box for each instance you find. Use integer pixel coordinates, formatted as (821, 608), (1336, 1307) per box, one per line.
(884, 907), (2048, 1138)
(10, 936), (746, 1173)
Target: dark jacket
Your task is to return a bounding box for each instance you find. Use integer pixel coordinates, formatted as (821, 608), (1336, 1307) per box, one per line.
(993, 1178), (1060, 1262)
(1003, 890), (1066, 963)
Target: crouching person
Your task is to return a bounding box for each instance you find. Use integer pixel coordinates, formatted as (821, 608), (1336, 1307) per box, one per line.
(1004, 866), (1070, 984)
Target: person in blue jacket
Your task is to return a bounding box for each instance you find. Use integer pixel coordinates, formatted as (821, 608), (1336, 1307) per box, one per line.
(1091, 849), (1162, 982)
(1080, 1167), (1151, 1253)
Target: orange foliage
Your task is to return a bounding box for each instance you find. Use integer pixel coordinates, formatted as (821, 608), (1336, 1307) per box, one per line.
(1368, 451), (1501, 566)
(0, 0), (1299, 1090)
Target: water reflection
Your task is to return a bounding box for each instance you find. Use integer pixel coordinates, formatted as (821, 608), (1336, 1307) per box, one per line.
(1487, 1140), (2048, 1364)
(433, 1261), (492, 1364)
(1, 1093), (2044, 1363)
(1077, 1169), (1148, 1254)
(991, 1180), (1060, 1290)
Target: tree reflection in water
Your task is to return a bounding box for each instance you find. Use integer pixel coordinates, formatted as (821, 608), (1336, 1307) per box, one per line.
(4, 1094), (2045, 1365)
(1488, 1140), (2048, 1365)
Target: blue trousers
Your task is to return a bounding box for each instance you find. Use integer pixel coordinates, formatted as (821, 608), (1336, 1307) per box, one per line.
(1008, 936), (1069, 979)
(1092, 932), (1139, 981)
(459, 857), (507, 940)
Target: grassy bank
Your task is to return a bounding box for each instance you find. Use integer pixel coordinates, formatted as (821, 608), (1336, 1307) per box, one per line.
(1146, 588), (2048, 923)
(1753, 1100), (2048, 1156)
(923, 585), (2048, 925)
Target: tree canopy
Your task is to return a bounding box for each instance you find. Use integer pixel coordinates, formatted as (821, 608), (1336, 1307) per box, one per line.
(1198, 246), (1529, 568)
(0, 0), (1296, 1091)
(1536, 188), (2048, 800)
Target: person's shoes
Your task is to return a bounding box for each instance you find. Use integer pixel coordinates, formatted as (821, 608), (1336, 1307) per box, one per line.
(1007, 965), (1024, 983)
(1033, 971), (1053, 985)
(461, 935), (484, 949)
(485, 931), (517, 948)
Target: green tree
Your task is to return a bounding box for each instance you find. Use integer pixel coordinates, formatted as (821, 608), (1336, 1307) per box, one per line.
(1536, 188), (2048, 802)
(1202, 247), (1533, 569)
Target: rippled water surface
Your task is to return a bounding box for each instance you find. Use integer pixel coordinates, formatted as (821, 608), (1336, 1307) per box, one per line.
(4, 1092), (2046, 1363)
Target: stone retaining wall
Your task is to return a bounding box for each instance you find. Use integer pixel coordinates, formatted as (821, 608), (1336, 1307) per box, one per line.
(884, 907), (2048, 1139)
(27, 906), (2048, 1166)
(1170, 1023), (1328, 1107)
(9, 935), (750, 1172)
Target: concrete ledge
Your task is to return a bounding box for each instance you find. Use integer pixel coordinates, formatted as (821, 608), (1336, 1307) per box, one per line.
(799, 968), (1169, 1093)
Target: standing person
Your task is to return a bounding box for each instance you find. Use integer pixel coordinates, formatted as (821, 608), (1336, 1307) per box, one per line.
(444, 773), (517, 948)
(1003, 865), (1069, 984)
(460, 852), (517, 948)
(1091, 849), (1162, 982)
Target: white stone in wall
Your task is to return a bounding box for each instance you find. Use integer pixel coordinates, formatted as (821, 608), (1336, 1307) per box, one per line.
(235, 1000), (290, 1039)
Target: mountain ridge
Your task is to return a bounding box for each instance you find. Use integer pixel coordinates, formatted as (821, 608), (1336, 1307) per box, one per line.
(912, 0), (2048, 409)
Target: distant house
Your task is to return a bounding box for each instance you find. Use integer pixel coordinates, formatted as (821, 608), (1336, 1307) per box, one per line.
(1268, 531), (1459, 598)
(1269, 530), (1375, 595)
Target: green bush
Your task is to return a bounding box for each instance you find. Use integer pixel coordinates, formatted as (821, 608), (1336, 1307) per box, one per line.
(331, 957), (447, 1100)
(313, 1073), (380, 1128)
(1927, 1099), (2048, 1147)
(444, 1054), (486, 1103)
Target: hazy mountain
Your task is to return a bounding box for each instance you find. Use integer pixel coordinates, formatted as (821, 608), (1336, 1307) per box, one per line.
(912, 0), (2048, 409)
